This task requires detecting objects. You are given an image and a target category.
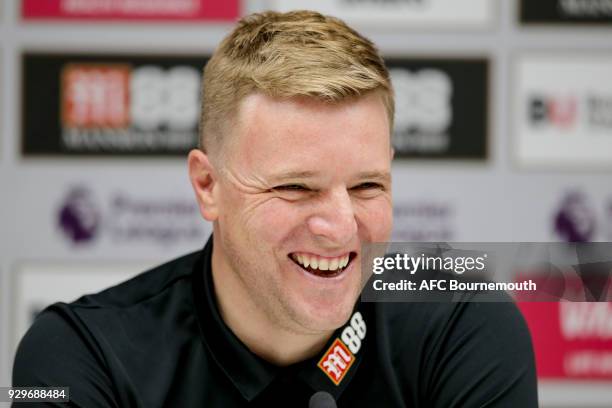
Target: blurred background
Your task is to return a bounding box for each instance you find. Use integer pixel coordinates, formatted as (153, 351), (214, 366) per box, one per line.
(1, 0), (611, 406)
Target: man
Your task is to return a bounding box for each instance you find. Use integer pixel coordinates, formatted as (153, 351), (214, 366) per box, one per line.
(13, 10), (537, 407)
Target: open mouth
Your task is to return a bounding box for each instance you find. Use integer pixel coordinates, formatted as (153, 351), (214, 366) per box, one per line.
(289, 252), (357, 278)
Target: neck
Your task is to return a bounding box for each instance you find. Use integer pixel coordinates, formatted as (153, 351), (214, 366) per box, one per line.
(210, 236), (332, 366)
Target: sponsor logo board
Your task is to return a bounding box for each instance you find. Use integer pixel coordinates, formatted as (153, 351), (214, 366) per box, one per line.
(272, 0), (495, 29)
(22, 53), (207, 156)
(514, 54), (612, 168)
(520, 0), (612, 25)
(387, 57), (489, 160)
(22, 0), (239, 21)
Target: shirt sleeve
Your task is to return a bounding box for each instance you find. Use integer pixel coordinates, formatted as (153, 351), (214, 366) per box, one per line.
(425, 299), (538, 408)
(12, 306), (120, 408)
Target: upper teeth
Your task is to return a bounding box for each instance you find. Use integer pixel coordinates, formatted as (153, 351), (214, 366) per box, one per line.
(292, 253), (350, 271)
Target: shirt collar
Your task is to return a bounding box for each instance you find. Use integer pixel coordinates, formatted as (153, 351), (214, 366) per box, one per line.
(191, 237), (277, 401)
(191, 236), (371, 402)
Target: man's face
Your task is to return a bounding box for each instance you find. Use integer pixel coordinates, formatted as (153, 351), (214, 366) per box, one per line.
(214, 92), (393, 335)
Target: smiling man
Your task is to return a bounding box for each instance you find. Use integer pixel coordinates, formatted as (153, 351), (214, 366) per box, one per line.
(13, 10), (537, 407)
(190, 91), (392, 367)
(186, 10), (394, 371)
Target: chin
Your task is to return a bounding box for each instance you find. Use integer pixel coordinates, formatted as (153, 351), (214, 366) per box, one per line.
(297, 295), (357, 332)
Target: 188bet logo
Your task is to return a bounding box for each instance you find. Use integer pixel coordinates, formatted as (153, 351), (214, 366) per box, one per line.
(318, 311), (367, 385)
(61, 64), (200, 130)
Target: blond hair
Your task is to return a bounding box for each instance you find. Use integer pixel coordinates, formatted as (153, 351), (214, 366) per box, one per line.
(200, 10), (394, 153)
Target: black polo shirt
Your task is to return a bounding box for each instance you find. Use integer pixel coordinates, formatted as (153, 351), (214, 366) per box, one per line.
(13, 238), (538, 407)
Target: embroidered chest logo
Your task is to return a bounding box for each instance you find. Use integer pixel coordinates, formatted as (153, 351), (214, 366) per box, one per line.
(317, 311), (367, 386)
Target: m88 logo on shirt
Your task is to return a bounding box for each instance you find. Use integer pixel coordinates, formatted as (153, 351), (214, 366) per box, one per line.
(318, 311), (367, 385)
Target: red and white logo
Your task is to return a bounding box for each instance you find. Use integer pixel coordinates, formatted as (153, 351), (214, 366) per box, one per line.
(518, 295), (612, 380)
(62, 64), (130, 128)
(318, 338), (355, 386)
(22, 0), (239, 21)
(317, 311), (367, 385)
(61, 63), (201, 131)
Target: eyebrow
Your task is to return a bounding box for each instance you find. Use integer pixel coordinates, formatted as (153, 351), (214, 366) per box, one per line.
(355, 171), (391, 183)
(269, 170), (391, 183)
(269, 171), (320, 183)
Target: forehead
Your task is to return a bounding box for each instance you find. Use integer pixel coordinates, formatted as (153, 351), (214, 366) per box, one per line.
(226, 93), (391, 177)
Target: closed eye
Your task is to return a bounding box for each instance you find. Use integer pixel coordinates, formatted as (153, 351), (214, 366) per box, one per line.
(351, 182), (385, 191)
(272, 184), (310, 192)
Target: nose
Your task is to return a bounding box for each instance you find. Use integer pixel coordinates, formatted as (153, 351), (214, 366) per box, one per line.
(306, 188), (358, 246)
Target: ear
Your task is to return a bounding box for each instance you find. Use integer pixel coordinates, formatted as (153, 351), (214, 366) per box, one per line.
(188, 149), (220, 221)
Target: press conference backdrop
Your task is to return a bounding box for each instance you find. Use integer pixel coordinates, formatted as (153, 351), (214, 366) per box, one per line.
(1, 1), (611, 406)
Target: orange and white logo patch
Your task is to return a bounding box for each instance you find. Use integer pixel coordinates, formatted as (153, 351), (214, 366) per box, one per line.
(61, 64), (131, 129)
(317, 338), (355, 386)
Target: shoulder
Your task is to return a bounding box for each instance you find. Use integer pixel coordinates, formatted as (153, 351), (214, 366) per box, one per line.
(12, 249), (204, 405)
(374, 297), (538, 407)
(73, 249), (201, 309)
(12, 306), (117, 407)
(375, 292), (533, 351)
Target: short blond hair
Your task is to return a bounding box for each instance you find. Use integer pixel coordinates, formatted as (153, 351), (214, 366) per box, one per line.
(200, 10), (394, 153)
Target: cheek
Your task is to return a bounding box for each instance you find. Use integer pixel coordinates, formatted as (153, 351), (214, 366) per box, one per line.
(230, 196), (304, 244)
(356, 199), (393, 241)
